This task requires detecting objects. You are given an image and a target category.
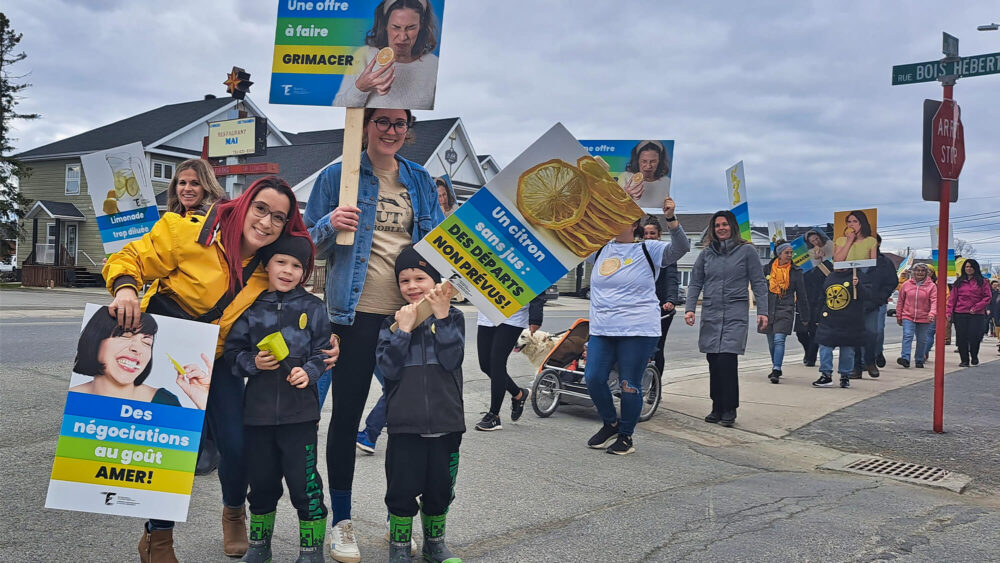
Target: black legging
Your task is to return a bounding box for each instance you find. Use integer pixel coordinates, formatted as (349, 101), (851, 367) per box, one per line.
(952, 313), (985, 364)
(477, 323), (523, 415)
(653, 313), (675, 375)
(706, 352), (739, 412)
(327, 311), (389, 492)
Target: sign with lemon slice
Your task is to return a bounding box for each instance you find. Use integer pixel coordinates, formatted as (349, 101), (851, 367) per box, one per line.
(414, 124), (643, 324)
(81, 142), (159, 255)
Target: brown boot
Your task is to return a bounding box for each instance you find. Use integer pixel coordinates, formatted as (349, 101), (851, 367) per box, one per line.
(138, 525), (179, 563)
(222, 504), (249, 556)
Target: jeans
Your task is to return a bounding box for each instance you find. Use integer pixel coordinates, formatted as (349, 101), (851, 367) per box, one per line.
(766, 332), (787, 370)
(361, 368), (387, 442)
(148, 356), (247, 531)
(584, 335), (658, 436)
(925, 320), (937, 361)
(819, 344), (855, 376)
(900, 320), (931, 362)
(875, 304), (887, 356)
(855, 307), (881, 369)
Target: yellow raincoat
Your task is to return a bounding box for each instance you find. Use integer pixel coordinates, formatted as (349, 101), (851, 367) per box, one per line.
(102, 208), (269, 358)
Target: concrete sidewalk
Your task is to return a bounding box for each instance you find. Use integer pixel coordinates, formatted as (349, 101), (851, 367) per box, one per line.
(654, 340), (998, 441)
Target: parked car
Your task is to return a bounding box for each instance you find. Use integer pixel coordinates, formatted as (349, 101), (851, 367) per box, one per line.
(887, 290), (898, 316)
(542, 284), (559, 301)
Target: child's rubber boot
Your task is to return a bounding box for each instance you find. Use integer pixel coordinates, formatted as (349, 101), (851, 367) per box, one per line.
(295, 517), (326, 563)
(388, 513), (414, 562)
(239, 511), (275, 563)
(420, 512), (461, 563)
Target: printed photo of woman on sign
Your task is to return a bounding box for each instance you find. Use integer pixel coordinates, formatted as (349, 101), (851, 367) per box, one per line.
(832, 208), (878, 268)
(333, 0), (443, 110)
(69, 306), (215, 410)
(804, 228), (834, 265)
(620, 140), (672, 213)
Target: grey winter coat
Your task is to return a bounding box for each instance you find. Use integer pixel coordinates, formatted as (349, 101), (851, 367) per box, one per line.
(762, 259), (810, 335)
(685, 240), (769, 354)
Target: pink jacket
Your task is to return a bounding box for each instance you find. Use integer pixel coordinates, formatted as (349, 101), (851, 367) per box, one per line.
(897, 278), (936, 323)
(946, 278), (992, 316)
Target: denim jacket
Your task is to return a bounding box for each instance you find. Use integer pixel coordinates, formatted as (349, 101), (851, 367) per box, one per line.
(304, 153), (445, 325)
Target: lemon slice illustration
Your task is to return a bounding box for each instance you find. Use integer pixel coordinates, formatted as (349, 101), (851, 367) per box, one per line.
(376, 47), (395, 66)
(516, 159), (589, 230)
(126, 176), (140, 197)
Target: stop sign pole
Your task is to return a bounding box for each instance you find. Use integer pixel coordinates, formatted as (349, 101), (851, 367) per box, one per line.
(893, 32), (972, 434)
(931, 81), (962, 434)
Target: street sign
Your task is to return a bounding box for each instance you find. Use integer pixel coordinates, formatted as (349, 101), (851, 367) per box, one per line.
(942, 32), (959, 58)
(922, 100), (959, 201)
(212, 163), (280, 176)
(931, 100), (964, 180)
(891, 51), (1000, 85)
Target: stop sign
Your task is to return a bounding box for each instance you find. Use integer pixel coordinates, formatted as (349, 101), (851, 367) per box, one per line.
(931, 100), (965, 180)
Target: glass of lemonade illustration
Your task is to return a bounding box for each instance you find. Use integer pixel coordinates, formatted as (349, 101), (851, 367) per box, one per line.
(106, 153), (144, 212)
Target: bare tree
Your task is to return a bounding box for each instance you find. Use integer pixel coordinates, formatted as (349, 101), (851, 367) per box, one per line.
(953, 238), (977, 259)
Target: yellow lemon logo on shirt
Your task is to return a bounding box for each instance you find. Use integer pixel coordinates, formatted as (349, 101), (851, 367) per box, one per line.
(826, 285), (850, 311)
(299, 313), (308, 330)
(624, 258), (633, 265)
(431, 323), (436, 335)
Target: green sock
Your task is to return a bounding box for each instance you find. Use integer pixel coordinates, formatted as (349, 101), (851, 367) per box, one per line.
(299, 517), (326, 549)
(389, 513), (413, 543)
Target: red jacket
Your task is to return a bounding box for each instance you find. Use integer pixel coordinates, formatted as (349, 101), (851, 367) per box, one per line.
(946, 278), (992, 316)
(897, 278), (937, 323)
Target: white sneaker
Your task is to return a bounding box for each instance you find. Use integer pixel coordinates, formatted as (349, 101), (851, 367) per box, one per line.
(383, 530), (418, 556)
(329, 519), (361, 563)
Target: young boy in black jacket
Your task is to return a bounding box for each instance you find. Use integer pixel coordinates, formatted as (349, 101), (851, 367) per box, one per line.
(376, 245), (465, 563)
(225, 233), (330, 563)
(813, 268), (863, 389)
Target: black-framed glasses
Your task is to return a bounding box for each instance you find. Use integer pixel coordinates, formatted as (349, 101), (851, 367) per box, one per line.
(370, 117), (411, 133)
(250, 201), (288, 227)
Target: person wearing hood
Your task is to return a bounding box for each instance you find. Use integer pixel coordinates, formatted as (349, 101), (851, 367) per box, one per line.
(895, 263), (937, 368)
(762, 241), (810, 383)
(684, 210), (768, 427)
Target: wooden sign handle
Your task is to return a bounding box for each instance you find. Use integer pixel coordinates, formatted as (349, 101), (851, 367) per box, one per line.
(389, 281), (453, 333)
(336, 107), (366, 246)
(852, 267), (857, 299)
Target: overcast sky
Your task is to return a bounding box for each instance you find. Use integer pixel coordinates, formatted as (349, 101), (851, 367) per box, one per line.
(6, 1), (999, 264)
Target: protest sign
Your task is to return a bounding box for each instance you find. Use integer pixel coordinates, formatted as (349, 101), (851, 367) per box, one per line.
(270, 0), (446, 109)
(725, 161), (746, 207)
(730, 202), (752, 243)
(896, 251), (914, 276)
(929, 224), (954, 250)
(724, 161), (752, 242)
(789, 236), (815, 272)
(81, 142), (158, 255)
(415, 124), (643, 324)
(46, 304), (219, 521)
(832, 208), (878, 269)
(931, 249), (957, 279)
(768, 220), (786, 254)
(578, 140), (675, 213)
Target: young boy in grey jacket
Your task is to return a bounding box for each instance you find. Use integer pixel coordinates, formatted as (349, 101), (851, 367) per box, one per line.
(376, 246), (465, 563)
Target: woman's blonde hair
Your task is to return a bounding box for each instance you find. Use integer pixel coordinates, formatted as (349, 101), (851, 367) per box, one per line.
(166, 158), (225, 215)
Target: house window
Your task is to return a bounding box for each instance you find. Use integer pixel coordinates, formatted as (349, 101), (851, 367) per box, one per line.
(65, 164), (81, 195)
(152, 160), (175, 181)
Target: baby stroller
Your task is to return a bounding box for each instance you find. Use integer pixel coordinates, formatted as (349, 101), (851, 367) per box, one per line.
(530, 319), (661, 421)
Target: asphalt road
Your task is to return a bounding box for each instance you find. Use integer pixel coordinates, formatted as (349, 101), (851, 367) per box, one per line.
(2, 288), (997, 562)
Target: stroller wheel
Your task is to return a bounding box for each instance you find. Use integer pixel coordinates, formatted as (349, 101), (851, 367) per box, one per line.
(532, 369), (562, 417)
(639, 364), (661, 422)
